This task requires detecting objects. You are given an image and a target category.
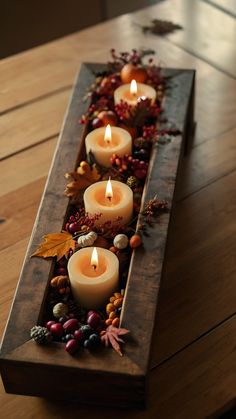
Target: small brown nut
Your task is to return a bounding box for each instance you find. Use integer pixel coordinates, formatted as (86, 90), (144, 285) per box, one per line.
(59, 287), (66, 294)
(57, 276), (69, 287)
(50, 277), (59, 287)
(109, 311), (116, 320)
(109, 296), (116, 303)
(114, 298), (123, 309)
(112, 317), (120, 328)
(105, 318), (113, 326)
(114, 292), (122, 299)
(50, 275), (69, 288)
(106, 303), (115, 314)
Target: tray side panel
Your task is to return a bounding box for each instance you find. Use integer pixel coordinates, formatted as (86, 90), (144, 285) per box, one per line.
(121, 70), (195, 371)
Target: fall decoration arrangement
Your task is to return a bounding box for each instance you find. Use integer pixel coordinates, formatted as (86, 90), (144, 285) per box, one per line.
(30, 48), (179, 358)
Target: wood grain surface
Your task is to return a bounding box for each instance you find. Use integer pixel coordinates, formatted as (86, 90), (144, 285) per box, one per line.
(1, 0), (236, 417)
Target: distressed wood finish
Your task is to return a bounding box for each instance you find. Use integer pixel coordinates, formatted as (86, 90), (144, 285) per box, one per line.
(0, 64), (195, 407)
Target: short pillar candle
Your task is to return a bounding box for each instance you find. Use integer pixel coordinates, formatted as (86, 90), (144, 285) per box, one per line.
(84, 179), (133, 225)
(85, 124), (132, 167)
(68, 247), (119, 309)
(114, 79), (156, 106)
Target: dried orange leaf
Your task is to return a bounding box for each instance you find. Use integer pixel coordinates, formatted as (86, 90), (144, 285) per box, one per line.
(31, 232), (76, 261)
(65, 162), (101, 198)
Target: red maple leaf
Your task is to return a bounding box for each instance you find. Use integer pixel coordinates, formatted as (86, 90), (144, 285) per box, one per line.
(100, 325), (129, 356)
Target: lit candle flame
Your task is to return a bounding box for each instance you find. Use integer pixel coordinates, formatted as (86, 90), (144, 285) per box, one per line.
(91, 247), (98, 270)
(105, 177), (113, 201)
(130, 79), (137, 97)
(104, 124), (112, 145)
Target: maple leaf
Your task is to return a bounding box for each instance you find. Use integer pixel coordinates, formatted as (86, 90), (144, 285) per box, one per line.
(65, 161), (101, 199)
(31, 232), (76, 261)
(100, 325), (130, 356)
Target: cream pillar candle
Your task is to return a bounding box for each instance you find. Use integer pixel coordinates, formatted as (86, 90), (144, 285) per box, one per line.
(114, 79), (156, 106)
(68, 247), (119, 309)
(84, 179), (133, 225)
(85, 124), (132, 167)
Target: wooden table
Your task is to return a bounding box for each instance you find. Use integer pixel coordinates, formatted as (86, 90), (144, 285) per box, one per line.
(1, 0), (236, 417)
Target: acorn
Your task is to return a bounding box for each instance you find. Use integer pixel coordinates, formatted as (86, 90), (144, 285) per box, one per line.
(120, 63), (148, 84)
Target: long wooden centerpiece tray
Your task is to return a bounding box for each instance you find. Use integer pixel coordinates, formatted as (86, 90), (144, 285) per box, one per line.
(0, 61), (195, 408)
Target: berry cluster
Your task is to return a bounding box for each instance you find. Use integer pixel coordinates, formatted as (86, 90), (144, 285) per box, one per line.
(110, 153), (148, 180)
(109, 48), (155, 71)
(105, 292), (124, 327)
(65, 211), (102, 235)
(45, 310), (103, 355)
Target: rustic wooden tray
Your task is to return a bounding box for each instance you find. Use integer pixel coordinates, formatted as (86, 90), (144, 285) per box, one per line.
(0, 63), (195, 408)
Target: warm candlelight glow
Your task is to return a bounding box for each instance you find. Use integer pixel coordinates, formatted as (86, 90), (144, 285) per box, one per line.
(130, 79), (137, 96)
(104, 124), (112, 145)
(91, 247), (98, 270)
(105, 177), (113, 201)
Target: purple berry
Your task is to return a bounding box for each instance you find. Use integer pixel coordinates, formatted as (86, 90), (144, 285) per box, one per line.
(79, 325), (93, 339)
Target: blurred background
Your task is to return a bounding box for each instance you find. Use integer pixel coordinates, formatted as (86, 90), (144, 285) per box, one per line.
(1, 0), (159, 58)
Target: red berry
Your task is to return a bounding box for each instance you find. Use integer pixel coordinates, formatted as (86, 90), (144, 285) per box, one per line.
(138, 160), (147, 169)
(134, 169), (147, 179)
(46, 320), (56, 330)
(87, 312), (101, 329)
(50, 323), (64, 338)
(63, 318), (79, 334)
(68, 222), (80, 234)
(92, 118), (103, 129)
(57, 258), (68, 268)
(55, 267), (68, 276)
(74, 329), (84, 342)
(65, 339), (79, 355)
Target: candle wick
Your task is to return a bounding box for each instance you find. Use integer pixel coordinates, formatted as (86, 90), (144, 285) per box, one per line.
(107, 196), (112, 202)
(92, 264), (97, 271)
